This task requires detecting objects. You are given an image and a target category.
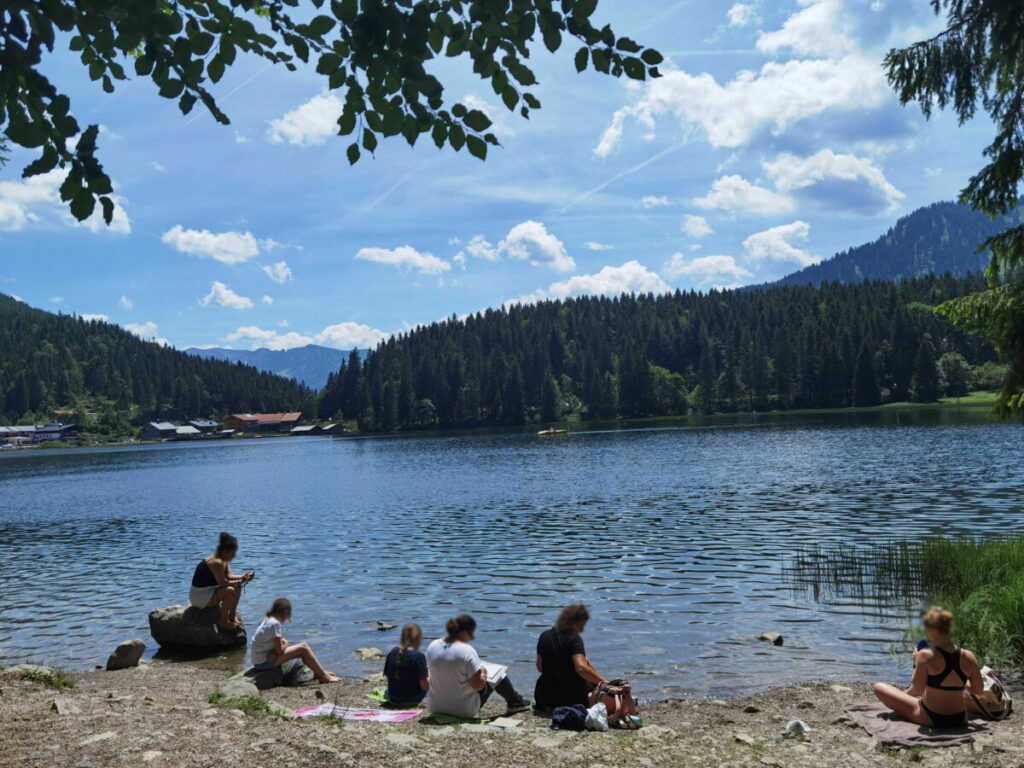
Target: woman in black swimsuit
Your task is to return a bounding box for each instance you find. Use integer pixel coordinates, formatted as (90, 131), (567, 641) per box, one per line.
(188, 532), (254, 630)
(873, 607), (984, 728)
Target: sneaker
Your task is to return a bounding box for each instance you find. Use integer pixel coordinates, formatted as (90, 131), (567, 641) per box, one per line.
(504, 698), (532, 716)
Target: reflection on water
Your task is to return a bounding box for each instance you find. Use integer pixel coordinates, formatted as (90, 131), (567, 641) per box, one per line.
(0, 407), (1021, 696)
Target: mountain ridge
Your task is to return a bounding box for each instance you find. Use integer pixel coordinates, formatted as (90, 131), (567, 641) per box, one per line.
(185, 344), (365, 390)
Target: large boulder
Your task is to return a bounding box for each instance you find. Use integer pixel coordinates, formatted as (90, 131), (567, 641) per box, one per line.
(106, 638), (146, 670)
(148, 605), (246, 650)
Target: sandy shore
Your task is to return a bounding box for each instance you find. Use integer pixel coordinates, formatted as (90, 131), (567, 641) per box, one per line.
(2, 662), (1021, 768)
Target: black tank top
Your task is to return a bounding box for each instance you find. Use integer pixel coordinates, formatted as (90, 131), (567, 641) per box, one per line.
(192, 559), (217, 588)
(926, 646), (967, 691)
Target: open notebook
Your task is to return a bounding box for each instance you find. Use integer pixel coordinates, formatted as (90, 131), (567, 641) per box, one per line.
(481, 661), (508, 683)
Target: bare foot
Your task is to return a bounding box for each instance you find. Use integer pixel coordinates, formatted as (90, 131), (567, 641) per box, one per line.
(318, 674), (342, 684)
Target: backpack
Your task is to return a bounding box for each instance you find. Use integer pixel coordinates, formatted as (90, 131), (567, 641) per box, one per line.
(587, 679), (641, 729)
(964, 666), (1013, 721)
(551, 704), (589, 731)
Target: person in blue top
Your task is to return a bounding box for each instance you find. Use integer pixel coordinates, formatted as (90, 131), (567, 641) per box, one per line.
(384, 623), (429, 705)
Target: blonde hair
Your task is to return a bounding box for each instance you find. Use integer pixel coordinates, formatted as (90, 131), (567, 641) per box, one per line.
(393, 623), (422, 680)
(922, 606), (953, 634)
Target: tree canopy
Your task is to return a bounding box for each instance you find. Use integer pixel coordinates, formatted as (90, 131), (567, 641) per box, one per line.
(1, 0), (661, 224)
(885, 1), (1024, 417)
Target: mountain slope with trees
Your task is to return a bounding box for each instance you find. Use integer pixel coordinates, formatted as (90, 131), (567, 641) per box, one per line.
(0, 293), (311, 429)
(185, 345), (359, 390)
(319, 274), (997, 431)
(770, 202), (1022, 287)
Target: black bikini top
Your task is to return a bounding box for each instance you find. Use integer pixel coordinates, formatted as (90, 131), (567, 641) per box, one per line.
(926, 646), (967, 691)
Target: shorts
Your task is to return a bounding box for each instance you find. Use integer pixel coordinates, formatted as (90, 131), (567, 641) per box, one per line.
(189, 584), (219, 608)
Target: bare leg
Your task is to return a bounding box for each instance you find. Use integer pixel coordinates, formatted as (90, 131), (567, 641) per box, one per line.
(873, 683), (931, 725)
(276, 642), (341, 684)
(206, 586), (240, 629)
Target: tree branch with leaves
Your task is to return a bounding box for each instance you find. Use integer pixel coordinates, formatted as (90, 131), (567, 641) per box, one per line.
(1, 0), (662, 223)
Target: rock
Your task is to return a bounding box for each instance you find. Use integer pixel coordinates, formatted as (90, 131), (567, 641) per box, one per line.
(354, 647), (385, 661)
(243, 666), (285, 690)
(531, 736), (563, 749)
(29, 752), (51, 761)
(758, 632), (783, 646)
(148, 605), (246, 649)
(215, 679), (259, 699)
(51, 696), (81, 715)
(314, 689), (325, 700)
(266, 700), (296, 720)
(106, 639), (146, 671)
(796, 700), (814, 709)
(374, 621), (398, 632)
(743, 704), (761, 713)
(249, 739), (277, 750)
(141, 751), (162, 762)
(735, 733), (757, 746)
(80, 732), (117, 746)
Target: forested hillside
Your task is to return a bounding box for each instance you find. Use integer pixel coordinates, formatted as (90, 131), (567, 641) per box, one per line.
(184, 344), (361, 389)
(320, 275), (998, 430)
(0, 293), (310, 427)
(771, 202), (1020, 287)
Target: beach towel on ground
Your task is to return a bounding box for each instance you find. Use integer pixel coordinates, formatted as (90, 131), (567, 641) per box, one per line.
(366, 688), (424, 709)
(846, 702), (990, 748)
(294, 704), (420, 723)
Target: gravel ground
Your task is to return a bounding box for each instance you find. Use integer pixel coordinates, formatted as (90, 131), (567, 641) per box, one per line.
(2, 662), (1022, 768)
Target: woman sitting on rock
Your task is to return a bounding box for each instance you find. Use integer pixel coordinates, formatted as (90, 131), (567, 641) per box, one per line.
(384, 623), (430, 705)
(873, 606), (984, 728)
(534, 603), (607, 714)
(251, 598), (340, 684)
(189, 532), (254, 630)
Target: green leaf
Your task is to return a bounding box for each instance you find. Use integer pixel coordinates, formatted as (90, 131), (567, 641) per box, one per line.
(640, 48), (664, 66)
(466, 135), (487, 160)
(208, 55), (225, 83)
(452, 103), (467, 118)
(616, 37), (641, 53)
(70, 190), (96, 221)
(431, 121), (447, 149)
(542, 26), (561, 53)
(463, 109), (492, 133)
(591, 48), (610, 74)
(179, 92), (198, 114)
(100, 197), (115, 225)
(449, 124), (466, 151)
(23, 147), (59, 177)
(6, 113), (45, 148)
(523, 93), (541, 109)
(573, 0), (598, 18)
(69, 36), (87, 52)
(338, 108), (357, 135)
(316, 53), (342, 75)
(309, 15), (336, 36)
(363, 128), (378, 152)
(574, 47), (588, 73)
(501, 86), (519, 111)
(346, 143), (360, 165)
(623, 57), (645, 80)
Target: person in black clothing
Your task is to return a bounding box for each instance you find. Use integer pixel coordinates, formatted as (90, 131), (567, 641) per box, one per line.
(534, 604), (607, 713)
(384, 623), (429, 705)
(188, 532), (253, 629)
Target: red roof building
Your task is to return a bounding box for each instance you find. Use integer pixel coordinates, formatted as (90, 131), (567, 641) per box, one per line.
(223, 412), (302, 432)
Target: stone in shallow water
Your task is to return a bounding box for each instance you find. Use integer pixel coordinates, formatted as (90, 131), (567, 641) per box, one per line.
(354, 647), (385, 661)
(758, 632), (784, 646)
(106, 638), (146, 670)
(148, 605), (246, 649)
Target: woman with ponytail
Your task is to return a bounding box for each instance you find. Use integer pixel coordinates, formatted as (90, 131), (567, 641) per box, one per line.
(384, 623), (429, 704)
(188, 532), (254, 630)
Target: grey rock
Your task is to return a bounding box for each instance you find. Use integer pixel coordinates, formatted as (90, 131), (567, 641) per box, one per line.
(743, 704), (761, 713)
(267, 700), (296, 720)
(141, 751), (162, 762)
(51, 696), (81, 715)
(242, 666), (284, 690)
(796, 700), (814, 709)
(215, 679), (259, 699)
(79, 732), (117, 746)
(531, 736), (563, 749)
(758, 632), (784, 646)
(106, 639), (145, 671)
(148, 605), (246, 649)
(374, 621), (398, 632)
(354, 647), (385, 661)
(735, 733), (757, 746)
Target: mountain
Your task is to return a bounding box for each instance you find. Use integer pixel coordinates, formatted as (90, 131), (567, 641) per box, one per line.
(185, 345), (363, 389)
(0, 293), (310, 425)
(321, 274), (995, 430)
(770, 202), (1022, 287)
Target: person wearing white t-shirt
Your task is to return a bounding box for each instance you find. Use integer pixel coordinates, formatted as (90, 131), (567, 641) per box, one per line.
(251, 597), (340, 684)
(425, 614), (530, 718)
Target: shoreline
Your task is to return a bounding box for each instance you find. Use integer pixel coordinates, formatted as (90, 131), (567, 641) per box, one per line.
(3, 661), (1020, 767)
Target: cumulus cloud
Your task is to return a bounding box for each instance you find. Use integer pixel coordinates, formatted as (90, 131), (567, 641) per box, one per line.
(742, 221), (819, 266)
(118, 295), (133, 310)
(756, 0), (853, 58)
(584, 241), (614, 251)
(124, 321), (170, 347)
(80, 313), (109, 322)
(693, 175), (795, 216)
(0, 169), (131, 234)
(727, 2), (755, 27)
(262, 295), (274, 305)
(224, 321), (388, 351)
(162, 225), (260, 265)
(499, 220), (575, 272)
(642, 195), (671, 208)
(465, 234), (500, 261)
(355, 246), (451, 275)
(200, 281), (255, 310)
(261, 260), (293, 284)
(662, 253), (753, 282)
(762, 148), (905, 211)
(267, 92), (343, 146)
(509, 261), (670, 306)
(682, 215), (714, 238)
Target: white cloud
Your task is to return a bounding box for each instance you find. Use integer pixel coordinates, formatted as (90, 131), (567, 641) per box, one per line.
(727, 3), (755, 27)
(118, 295), (133, 310)
(234, 131), (250, 144)
(763, 149), (905, 210)
(499, 220), (575, 272)
(742, 221), (819, 266)
(267, 92), (343, 146)
(452, 252), (467, 269)
(584, 241), (614, 251)
(662, 253), (753, 282)
(224, 321), (388, 351)
(151, 161), (167, 173)
(278, 319), (290, 327)
(161, 225), (260, 265)
(523, 261), (671, 304)
(262, 295), (274, 305)
(642, 195), (670, 208)
(924, 167), (943, 178)
(355, 245), (451, 275)
(462, 94), (517, 138)
(124, 321), (170, 346)
(465, 234), (500, 261)
(80, 313), (109, 322)
(200, 281), (255, 310)
(261, 260), (293, 284)
(682, 214), (714, 238)
(693, 175), (794, 216)
(49, 296), (64, 304)
(0, 169), (131, 234)
(756, 0), (853, 58)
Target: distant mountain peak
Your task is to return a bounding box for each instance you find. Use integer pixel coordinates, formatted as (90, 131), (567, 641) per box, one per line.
(185, 344), (366, 389)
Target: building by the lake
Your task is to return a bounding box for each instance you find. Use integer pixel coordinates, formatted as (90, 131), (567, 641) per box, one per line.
(224, 412), (302, 433)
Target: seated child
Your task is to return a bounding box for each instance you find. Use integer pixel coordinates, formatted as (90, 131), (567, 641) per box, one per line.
(384, 623), (429, 704)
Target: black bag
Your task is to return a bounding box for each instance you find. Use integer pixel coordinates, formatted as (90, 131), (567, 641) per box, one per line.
(551, 704), (588, 731)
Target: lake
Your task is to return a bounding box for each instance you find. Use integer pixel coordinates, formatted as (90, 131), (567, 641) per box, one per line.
(1, 407), (1021, 696)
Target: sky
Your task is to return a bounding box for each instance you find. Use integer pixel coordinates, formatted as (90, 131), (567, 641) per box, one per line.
(0, 0), (996, 352)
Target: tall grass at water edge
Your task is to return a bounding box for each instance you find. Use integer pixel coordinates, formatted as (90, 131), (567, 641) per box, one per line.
(787, 536), (1024, 671)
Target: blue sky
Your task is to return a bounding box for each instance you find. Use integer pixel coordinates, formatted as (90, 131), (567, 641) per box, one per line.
(0, 0), (994, 351)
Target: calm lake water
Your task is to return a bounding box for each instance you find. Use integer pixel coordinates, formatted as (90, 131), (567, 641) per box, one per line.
(1, 407), (1021, 696)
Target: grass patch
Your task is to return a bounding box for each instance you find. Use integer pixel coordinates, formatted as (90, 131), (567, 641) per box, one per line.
(20, 668), (74, 690)
(208, 693), (272, 714)
(788, 536), (1024, 669)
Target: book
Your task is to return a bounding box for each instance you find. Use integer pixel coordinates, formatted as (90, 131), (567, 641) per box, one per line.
(481, 661), (508, 683)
